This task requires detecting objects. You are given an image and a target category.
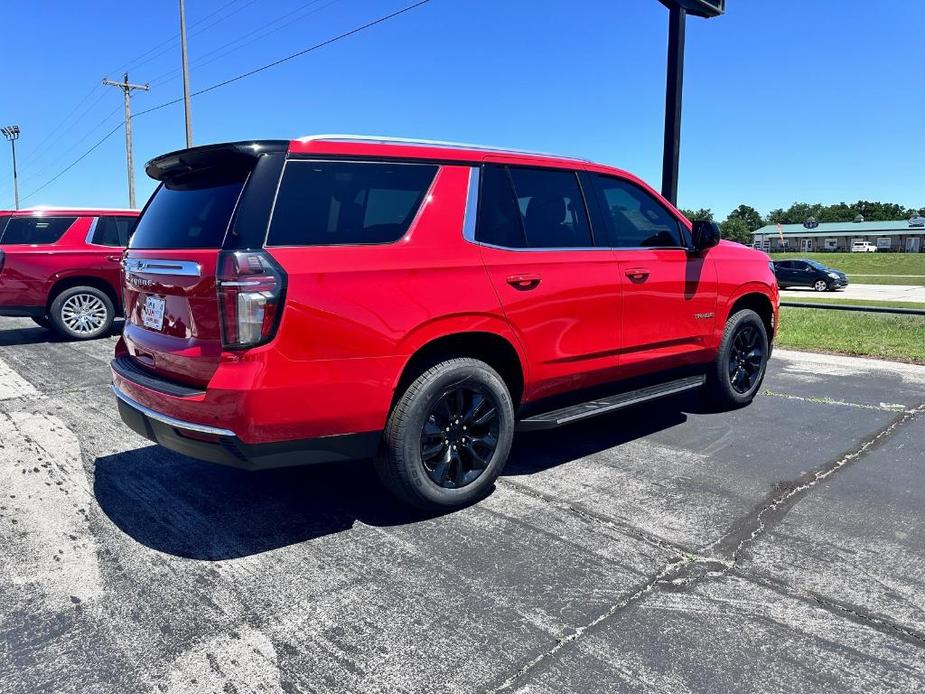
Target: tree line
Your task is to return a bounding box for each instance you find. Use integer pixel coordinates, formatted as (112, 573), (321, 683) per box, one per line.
(680, 201), (925, 246)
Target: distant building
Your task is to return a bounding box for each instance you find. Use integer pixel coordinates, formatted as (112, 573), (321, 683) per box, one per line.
(752, 218), (925, 253)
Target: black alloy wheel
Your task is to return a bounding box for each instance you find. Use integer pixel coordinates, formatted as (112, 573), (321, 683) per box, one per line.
(420, 385), (500, 489)
(728, 324), (765, 394)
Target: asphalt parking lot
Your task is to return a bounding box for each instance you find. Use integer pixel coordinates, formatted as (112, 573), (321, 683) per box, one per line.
(1, 317), (924, 694)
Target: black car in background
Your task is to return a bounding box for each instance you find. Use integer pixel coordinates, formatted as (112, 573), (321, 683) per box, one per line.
(773, 259), (849, 292)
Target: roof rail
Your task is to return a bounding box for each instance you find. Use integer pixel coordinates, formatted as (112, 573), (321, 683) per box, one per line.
(296, 134), (590, 162)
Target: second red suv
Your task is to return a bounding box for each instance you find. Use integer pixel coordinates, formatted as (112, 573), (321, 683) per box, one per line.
(112, 136), (778, 509)
(0, 207), (139, 339)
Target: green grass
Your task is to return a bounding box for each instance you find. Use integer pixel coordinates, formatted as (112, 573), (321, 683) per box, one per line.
(776, 307), (925, 363)
(781, 296), (925, 310)
(770, 252), (925, 285)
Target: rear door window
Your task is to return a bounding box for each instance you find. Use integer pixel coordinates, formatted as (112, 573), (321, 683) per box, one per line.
(592, 175), (684, 248)
(130, 174), (246, 250)
(508, 167), (593, 248)
(92, 215), (136, 247)
(267, 161), (438, 246)
(475, 165), (594, 249)
(0, 216), (77, 245)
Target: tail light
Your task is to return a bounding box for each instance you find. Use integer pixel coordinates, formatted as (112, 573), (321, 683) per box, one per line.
(217, 250), (286, 349)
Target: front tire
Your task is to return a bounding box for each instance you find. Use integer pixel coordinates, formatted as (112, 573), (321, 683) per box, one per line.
(704, 309), (769, 409)
(49, 286), (115, 341)
(813, 279), (829, 292)
(375, 358), (515, 510)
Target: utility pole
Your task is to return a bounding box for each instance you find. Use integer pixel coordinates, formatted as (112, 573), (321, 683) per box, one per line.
(179, 0), (193, 148)
(103, 73), (149, 208)
(1, 125), (21, 210)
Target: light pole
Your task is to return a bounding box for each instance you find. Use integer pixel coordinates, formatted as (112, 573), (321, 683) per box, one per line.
(656, 0), (724, 205)
(1, 125), (21, 210)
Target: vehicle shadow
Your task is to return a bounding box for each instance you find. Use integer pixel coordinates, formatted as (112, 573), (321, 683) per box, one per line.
(504, 397), (690, 476)
(94, 393), (704, 561)
(93, 445), (436, 561)
(0, 319), (124, 347)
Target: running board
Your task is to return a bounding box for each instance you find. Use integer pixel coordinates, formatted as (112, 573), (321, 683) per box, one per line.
(517, 375), (706, 431)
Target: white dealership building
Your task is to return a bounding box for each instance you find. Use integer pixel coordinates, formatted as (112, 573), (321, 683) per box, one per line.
(752, 218), (925, 253)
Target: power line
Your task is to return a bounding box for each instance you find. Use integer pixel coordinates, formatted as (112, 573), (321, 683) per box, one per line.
(148, 0), (341, 87)
(0, 86), (109, 186)
(108, 0), (253, 76)
(16, 104), (122, 186)
(113, 0), (260, 78)
(17, 0), (434, 204)
(20, 123), (124, 204)
(136, 0), (433, 119)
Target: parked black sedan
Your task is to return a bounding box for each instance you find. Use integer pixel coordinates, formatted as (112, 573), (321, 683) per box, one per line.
(773, 259), (849, 291)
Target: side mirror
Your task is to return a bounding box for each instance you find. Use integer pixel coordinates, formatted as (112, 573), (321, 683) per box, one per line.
(690, 220), (721, 252)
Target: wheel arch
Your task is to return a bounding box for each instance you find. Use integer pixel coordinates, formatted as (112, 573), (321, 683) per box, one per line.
(46, 275), (120, 314)
(393, 330), (526, 409)
(726, 290), (774, 341)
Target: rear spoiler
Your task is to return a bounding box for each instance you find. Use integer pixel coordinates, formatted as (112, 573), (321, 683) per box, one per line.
(145, 140), (289, 181)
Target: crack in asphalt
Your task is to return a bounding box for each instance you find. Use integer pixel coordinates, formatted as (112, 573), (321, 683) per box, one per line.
(760, 389), (911, 412)
(487, 400), (925, 692)
(720, 402), (925, 564)
(485, 556), (690, 694)
(737, 569), (925, 649)
(497, 477), (698, 560)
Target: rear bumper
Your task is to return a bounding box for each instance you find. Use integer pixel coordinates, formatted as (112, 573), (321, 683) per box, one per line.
(112, 383), (380, 470)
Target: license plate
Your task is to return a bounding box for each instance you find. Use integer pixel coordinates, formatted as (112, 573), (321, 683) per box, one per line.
(142, 296), (166, 331)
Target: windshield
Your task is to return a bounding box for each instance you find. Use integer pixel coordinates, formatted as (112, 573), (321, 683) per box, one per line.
(806, 260), (832, 271)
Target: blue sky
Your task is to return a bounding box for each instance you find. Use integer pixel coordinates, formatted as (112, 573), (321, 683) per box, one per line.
(2, 0), (923, 217)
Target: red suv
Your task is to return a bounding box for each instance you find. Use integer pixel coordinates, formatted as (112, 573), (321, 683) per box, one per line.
(112, 136), (778, 509)
(0, 207), (139, 339)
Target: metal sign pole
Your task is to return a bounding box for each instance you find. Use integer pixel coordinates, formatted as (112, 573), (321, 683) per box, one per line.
(661, 5), (686, 206)
(655, 1), (724, 206)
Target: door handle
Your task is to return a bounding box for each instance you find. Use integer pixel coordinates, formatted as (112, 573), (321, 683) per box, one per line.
(506, 274), (541, 291)
(624, 268), (650, 282)
(107, 255), (121, 262)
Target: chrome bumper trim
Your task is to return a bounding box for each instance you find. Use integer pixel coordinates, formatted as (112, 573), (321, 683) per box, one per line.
(111, 383), (236, 438)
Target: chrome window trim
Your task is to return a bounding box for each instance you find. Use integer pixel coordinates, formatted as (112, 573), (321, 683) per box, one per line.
(85, 216), (135, 248)
(84, 217), (101, 246)
(462, 167), (480, 243)
(472, 242), (689, 253)
(123, 258), (202, 276)
(112, 384), (236, 437)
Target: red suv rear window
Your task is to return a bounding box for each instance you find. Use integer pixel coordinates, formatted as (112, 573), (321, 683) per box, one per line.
(266, 161), (437, 246)
(130, 173), (246, 250)
(0, 216), (76, 245)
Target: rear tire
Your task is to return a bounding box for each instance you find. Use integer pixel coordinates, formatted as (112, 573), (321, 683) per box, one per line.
(704, 309), (769, 409)
(49, 286), (115, 341)
(375, 358), (515, 510)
